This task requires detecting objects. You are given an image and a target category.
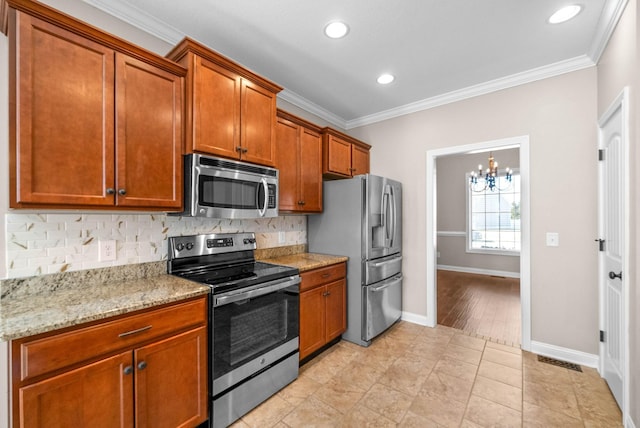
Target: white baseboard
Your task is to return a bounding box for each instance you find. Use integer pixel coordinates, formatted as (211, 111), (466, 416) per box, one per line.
(401, 311), (432, 327)
(530, 340), (599, 368)
(437, 264), (520, 279)
(625, 415), (637, 428)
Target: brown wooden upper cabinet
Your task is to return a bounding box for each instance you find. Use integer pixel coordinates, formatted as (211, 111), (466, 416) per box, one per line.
(167, 38), (282, 167)
(3, 1), (185, 210)
(275, 110), (323, 213)
(321, 128), (371, 179)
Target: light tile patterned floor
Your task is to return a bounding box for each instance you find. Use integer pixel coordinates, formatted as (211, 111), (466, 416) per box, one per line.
(230, 322), (622, 427)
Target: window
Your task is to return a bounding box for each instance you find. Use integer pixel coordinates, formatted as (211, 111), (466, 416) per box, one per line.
(467, 171), (520, 254)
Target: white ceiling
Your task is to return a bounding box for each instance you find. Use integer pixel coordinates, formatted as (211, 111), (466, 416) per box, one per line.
(84, 0), (625, 129)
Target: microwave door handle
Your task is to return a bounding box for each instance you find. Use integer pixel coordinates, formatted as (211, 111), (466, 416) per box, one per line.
(257, 177), (268, 217)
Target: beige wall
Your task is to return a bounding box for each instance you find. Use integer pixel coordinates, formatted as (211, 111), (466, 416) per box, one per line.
(436, 149), (520, 274)
(350, 67), (599, 355)
(597, 0), (638, 424)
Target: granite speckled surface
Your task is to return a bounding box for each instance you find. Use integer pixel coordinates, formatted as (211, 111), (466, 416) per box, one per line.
(260, 252), (348, 272)
(0, 262), (209, 341)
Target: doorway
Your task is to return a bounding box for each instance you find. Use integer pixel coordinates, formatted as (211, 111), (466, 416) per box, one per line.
(425, 135), (531, 351)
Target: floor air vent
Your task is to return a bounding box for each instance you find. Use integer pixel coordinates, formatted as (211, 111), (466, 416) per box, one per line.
(537, 355), (582, 372)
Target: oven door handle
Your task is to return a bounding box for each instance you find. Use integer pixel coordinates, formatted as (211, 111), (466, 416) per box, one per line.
(214, 276), (301, 306)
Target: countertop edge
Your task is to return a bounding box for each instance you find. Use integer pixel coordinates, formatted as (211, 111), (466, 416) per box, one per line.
(0, 275), (210, 341)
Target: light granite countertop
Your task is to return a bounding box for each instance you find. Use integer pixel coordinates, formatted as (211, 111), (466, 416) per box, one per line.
(0, 248), (347, 341)
(261, 252), (348, 272)
(0, 262), (209, 341)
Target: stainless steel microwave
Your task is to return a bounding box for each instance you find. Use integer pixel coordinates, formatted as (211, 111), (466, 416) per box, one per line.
(177, 154), (278, 219)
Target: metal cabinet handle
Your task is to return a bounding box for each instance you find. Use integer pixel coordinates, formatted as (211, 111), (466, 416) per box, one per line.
(123, 365), (133, 375)
(106, 188), (115, 195)
(137, 361), (147, 370)
(609, 271), (622, 280)
(118, 325), (152, 338)
(235, 146), (242, 153)
(242, 148), (248, 153)
(322, 273), (330, 278)
(118, 189), (126, 196)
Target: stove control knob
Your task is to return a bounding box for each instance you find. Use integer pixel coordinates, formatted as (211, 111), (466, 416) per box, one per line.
(176, 243), (185, 251)
(186, 242), (194, 251)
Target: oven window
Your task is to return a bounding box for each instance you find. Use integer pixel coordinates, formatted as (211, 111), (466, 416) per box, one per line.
(213, 287), (299, 379)
(199, 177), (264, 209)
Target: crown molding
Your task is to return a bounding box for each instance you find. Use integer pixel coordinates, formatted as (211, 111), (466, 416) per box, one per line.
(345, 55), (595, 129)
(278, 89), (348, 129)
(82, 0), (617, 131)
(587, 0), (629, 62)
(82, 0), (183, 44)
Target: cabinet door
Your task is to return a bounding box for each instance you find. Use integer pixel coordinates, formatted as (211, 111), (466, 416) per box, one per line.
(299, 127), (323, 212)
(19, 352), (133, 428)
(299, 286), (327, 360)
(325, 279), (347, 341)
(240, 80), (277, 166)
(115, 53), (183, 209)
(192, 56), (241, 158)
(11, 12), (115, 207)
(351, 144), (370, 176)
(134, 327), (208, 428)
(275, 117), (300, 211)
(324, 135), (352, 177)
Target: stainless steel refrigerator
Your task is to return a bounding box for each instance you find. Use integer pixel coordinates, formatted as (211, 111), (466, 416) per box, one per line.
(308, 174), (402, 347)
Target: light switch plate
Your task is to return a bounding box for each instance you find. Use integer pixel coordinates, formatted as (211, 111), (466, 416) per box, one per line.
(546, 232), (559, 247)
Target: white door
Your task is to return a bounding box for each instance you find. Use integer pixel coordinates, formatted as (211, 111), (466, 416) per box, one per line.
(598, 93), (626, 410)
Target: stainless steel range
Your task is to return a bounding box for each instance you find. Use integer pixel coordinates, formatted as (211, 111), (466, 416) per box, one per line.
(168, 232), (300, 428)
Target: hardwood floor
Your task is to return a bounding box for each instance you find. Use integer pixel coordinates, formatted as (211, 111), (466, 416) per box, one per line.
(437, 269), (521, 346)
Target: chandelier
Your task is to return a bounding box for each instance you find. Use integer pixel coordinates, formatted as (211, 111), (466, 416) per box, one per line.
(469, 152), (512, 192)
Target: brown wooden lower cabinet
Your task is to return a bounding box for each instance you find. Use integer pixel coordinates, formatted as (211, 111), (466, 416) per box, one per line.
(11, 297), (208, 428)
(299, 263), (347, 360)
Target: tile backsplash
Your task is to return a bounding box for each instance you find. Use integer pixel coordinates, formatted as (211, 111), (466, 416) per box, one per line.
(5, 213), (306, 278)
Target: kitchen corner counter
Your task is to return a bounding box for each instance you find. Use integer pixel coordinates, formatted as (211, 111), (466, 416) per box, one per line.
(260, 252), (348, 272)
(0, 262), (209, 341)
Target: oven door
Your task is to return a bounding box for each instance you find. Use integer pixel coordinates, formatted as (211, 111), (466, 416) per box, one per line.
(212, 276), (300, 396)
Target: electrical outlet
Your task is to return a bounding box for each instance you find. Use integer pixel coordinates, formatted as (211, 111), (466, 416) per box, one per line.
(278, 231), (286, 244)
(546, 232), (559, 247)
(100, 240), (117, 261)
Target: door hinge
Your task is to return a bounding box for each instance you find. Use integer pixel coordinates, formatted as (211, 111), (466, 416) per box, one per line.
(600, 330), (605, 342)
(598, 149), (605, 161)
(595, 239), (605, 251)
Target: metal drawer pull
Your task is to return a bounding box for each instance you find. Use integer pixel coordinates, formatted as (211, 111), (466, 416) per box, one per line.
(137, 361), (147, 370)
(118, 325), (152, 338)
(123, 365), (133, 375)
(371, 256), (403, 268)
(322, 273), (331, 278)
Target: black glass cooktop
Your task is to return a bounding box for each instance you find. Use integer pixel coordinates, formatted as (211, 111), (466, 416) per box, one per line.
(176, 261), (298, 294)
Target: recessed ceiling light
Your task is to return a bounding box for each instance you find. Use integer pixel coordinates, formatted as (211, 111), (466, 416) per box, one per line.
(548, 5), (582, 24)
(377, 74), (395, 85)
(324, 21), (349, 39)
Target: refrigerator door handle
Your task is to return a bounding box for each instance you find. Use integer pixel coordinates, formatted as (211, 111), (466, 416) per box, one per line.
(381, 185), (393, 246)
(389, 185), (396, 247)
(370, 274), (403, 292)
(370, 256), (403, 268)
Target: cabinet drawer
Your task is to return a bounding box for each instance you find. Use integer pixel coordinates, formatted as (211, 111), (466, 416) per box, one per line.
(15, 297), (207, 382)
(300, 263), (346, 292)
